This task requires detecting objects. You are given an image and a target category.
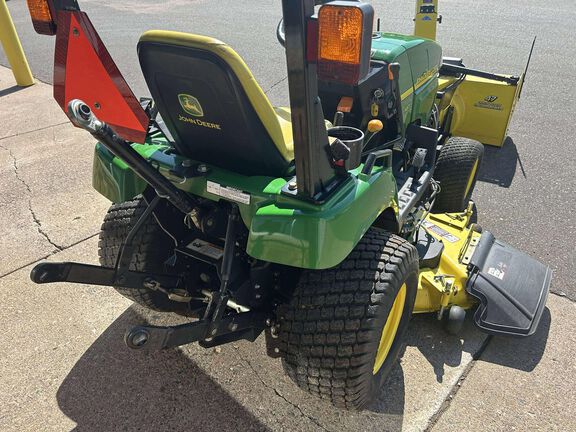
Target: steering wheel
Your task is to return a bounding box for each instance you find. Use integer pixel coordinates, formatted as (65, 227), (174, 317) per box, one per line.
(276, 0), (347, 48)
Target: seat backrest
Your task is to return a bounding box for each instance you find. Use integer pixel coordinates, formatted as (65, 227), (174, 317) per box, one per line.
(138, 31), (293, 177)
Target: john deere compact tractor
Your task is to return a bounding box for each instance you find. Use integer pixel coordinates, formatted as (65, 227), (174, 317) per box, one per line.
(26, 0), (549, 410)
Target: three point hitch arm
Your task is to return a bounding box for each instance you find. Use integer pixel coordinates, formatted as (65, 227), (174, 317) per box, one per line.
(31, 100), (271, 351)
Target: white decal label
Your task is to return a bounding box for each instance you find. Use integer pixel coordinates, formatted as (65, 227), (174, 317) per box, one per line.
(186, 239), (224, 260)
(488, 267), (505, 280)
(422, 221), (459, 243)
(207, 181), (251, 205)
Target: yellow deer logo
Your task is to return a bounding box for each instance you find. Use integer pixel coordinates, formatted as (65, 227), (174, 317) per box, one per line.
(178, 94), (204, 117)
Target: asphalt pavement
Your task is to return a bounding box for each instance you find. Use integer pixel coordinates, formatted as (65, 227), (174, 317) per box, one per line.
(1, 0), (575, 431)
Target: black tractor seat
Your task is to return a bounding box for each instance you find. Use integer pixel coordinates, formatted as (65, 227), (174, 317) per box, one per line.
(138, 31), (299, 178)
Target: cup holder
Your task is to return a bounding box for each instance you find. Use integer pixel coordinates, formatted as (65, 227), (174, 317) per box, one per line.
(327, 126), (365, 170)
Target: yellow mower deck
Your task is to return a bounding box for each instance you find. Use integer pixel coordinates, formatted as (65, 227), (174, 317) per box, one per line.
(414, 203), (480, 314)
(414, 203), (551, 337)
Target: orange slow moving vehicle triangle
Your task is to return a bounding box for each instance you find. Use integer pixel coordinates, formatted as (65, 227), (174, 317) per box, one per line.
(54, 11), (149, 143)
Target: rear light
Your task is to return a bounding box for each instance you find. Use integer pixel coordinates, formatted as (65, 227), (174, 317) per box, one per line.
(26, 0), (57, 35)
(317, 1), (373, 85)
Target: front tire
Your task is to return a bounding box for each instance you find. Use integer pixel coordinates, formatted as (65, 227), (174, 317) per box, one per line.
(433, 137), (484, 213)
(279, 229), (419, 410)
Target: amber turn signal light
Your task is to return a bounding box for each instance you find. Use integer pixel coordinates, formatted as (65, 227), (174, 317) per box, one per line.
(317, 2), (374, 85)
(26, 0), (57, 35)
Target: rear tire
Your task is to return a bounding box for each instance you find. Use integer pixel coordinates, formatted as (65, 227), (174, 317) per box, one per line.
(279, 229), (419, 410)
(433, 137), (484, 213)
(98, 196), (190, 314)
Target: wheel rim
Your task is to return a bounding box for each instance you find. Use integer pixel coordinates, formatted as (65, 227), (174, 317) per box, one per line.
(373, 283), (407, 375)
(464, 159), (480, 198)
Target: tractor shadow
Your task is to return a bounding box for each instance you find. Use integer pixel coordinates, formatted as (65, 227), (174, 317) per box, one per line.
(477, 137), (525, 188)
(56, 306), (550, 432)
(478, 307), (552, 372)
(409, 307), (551, 386)
(57, 305), (406, 432)
(56, 307), (271, 432)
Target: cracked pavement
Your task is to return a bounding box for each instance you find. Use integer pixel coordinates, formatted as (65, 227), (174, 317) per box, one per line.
(0, 143), (63, 252)
(1, 0), (576, 429)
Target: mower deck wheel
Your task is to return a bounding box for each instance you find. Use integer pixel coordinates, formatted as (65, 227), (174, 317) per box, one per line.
(433, 137), (484, 213)
(444, 305), (466, 336)
(279, 228), (419, 410)
(98, 196), (193, 315)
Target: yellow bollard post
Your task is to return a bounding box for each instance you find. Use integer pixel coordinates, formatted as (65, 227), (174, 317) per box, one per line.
(414, 0), (440, 41)
(0, 0), (35, 87)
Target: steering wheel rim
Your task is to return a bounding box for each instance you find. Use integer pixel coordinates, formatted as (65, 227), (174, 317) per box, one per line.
(276, 18), (286, 48)
(276, 1), (346, 48)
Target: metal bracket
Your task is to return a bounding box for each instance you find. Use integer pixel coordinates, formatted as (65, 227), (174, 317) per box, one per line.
(125, 312), (269, 351)
(30, 262), (183, 293)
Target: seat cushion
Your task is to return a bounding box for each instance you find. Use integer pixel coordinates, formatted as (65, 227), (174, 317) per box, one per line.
(138, 31), (294, 177)
(274, 107), (294, 157)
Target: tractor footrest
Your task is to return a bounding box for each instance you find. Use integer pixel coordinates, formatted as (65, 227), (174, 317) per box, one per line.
(466, 231), (552, 337)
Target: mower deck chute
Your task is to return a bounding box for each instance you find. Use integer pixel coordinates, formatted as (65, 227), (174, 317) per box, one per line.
(466, 232), (552, 337)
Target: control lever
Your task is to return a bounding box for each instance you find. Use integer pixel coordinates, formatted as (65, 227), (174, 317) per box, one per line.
(333, 111), (344, 126)
(363, 119), (384, 151)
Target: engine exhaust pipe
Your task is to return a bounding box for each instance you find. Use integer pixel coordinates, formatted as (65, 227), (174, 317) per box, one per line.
(67, 99), (197, 215)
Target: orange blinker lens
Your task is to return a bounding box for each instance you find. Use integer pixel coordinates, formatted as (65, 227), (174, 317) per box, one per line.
(318, 6), (364, 65)
(26, 0), (57, 35)
(317, 3), (373, 85)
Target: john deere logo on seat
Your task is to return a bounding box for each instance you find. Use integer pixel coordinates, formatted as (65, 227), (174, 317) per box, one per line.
(178, 94), (204, 117)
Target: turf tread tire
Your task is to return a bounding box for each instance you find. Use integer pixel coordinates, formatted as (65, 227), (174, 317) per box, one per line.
(98, 197), (186, 313)
(433, 137), (484, 213)
(279, 229), (419, 410)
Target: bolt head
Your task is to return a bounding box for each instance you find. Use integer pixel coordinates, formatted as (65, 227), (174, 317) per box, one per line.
(288, 181), (297, 191)
(270, 326), (279, 338)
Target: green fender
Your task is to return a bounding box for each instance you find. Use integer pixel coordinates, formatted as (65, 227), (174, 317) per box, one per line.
(92, 136), (398, 270)
(247, 171), (397, 269)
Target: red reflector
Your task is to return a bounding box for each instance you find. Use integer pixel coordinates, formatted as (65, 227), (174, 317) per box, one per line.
(318, 62), (361, 85)
(54, 11), (149, 143)
(306, 19), (319, 63)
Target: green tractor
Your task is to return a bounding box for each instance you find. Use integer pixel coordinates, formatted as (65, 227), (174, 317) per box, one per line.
(28, 0), (549, 410)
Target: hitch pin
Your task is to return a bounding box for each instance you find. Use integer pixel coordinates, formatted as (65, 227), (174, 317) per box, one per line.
(201, 289), (250, 313)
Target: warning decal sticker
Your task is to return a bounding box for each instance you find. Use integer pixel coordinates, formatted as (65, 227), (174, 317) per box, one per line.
(422, 221), (459, 243)
(207, 181), (251, 205)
